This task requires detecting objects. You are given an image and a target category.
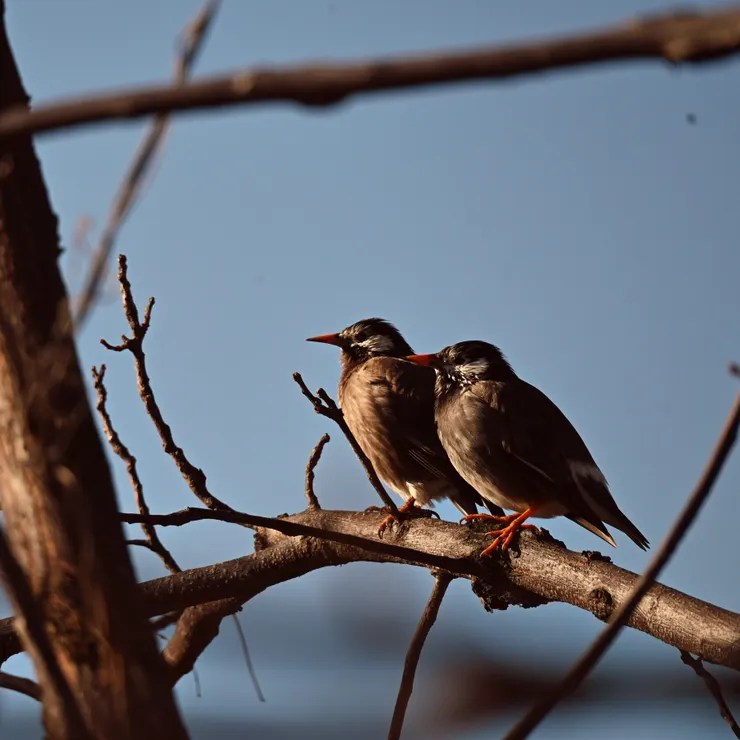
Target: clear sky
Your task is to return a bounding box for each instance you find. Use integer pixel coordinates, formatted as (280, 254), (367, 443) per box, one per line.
(2, 1), (740, 738)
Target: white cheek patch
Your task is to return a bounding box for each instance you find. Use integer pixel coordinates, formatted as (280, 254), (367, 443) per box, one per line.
(362, 336), (395, 353)
(459, 359), (489, 380)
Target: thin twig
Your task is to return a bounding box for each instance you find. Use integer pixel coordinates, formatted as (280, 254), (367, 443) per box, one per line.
(102, 254), (236, 514)
(293, 372), (399, 514)
(93, 363), (181, 574)
(3, 7), (740, 141)
(680, 651), (740, 737)
(388, 572), (453, 740)
(232, 612), (265, 703)
(102, 255), (266, 697)
(73, 0), (220, 329)
(305, 433), (330, 509)
(504, 379), (740, 740)
(0, 671), (42, 702)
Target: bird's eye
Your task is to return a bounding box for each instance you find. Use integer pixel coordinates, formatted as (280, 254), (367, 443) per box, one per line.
(354, 330), (367, 342)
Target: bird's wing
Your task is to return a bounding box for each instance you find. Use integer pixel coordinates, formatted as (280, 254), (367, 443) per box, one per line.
(350, 358), (498, 515)
(470, 380), (647, 549)
(367, 358), (466, 480)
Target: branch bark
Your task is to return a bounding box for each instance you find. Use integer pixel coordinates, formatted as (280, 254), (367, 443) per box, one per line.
(1, 6), (740, 142)
(0, 5), (188, 737)
(2, 509), (738, 671)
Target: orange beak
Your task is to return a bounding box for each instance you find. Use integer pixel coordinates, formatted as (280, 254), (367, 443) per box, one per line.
(306, 332), (342, 346)
(405, 353), (437, 366)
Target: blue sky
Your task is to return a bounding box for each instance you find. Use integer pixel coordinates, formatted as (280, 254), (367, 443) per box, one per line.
(2, 1), (740, 738)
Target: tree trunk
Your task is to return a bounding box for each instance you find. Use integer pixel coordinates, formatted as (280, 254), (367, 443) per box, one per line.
(0, 4), (189, 738)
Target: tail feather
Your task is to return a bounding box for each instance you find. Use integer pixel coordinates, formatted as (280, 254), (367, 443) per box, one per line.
(566, 513), (617, 548)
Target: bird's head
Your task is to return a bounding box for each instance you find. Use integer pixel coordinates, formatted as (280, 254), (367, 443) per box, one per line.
(406, 340), (516, 391)
(307, 318), (414, 366)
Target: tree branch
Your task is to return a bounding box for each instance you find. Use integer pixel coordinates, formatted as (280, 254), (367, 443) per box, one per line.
(293, 372), (399, 514)
(504, 379), (740, 740)
(1, 7), (740, 141)
(72, 0), (220, 329)
(102, 254), (237, 515)
(680, 651), (740, 737)
(0, 6), (188, 736)
(0, 670), (42, 702)
(1, 509), (735, 671)
(93, 363), (182, 574)
(304, 433), (330, 509)
(389, 572), (452, 740)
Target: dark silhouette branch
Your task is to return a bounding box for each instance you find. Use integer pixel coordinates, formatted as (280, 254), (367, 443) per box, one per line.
(2, 7), (740, 141)
(73, 0), (220, 329)
(305, 433), (330, 509)
(504, 377), (740, 740)
(680, 651), (740, 737)
(389, 572), (453, 740)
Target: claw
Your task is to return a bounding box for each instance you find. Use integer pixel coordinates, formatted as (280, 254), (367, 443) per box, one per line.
(375, 497), (439, 537)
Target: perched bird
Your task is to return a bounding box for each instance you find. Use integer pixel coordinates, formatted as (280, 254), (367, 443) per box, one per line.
(405, 341), (649, 556)
(306, 319), (504, 525)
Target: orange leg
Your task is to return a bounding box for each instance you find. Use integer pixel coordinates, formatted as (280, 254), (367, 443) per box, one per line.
(479, 506), (541, 557)
(377, 496), (438, 537)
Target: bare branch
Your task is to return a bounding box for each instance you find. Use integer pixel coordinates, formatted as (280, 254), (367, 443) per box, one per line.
(102, 254), (237, 515)
(93, 363), (182, 574)
(504, 379), (740, 740)
(0, 670), (42, 702)
(305, 433), (330, 509)
(163, 600), (240, 684)
(73, 0), (220, 329)
(680, 651), (740, 737)
(389, 572), (453, 740)
(293, 372), (399, 514)
(0, 13), (188, 733)
(2, 7), (740, 141)
(112, 508), (740, 669)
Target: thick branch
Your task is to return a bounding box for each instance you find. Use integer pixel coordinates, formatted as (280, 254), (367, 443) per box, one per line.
(1, 6), (740, 142)
(0, 5), (188, 738)
(2, 509), (737, 670)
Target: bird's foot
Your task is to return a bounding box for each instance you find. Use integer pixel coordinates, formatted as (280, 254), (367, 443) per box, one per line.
(377, 497), (439, 537)
(480, 522), (540, 556)
(459, 512), (519, 526)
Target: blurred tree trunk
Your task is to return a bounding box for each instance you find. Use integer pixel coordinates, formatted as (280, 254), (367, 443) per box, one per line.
(0, 3), (189, 738)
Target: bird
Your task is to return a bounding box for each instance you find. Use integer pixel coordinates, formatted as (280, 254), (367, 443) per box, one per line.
(306, 319), (504, 529)
(404, 340), (649, 556)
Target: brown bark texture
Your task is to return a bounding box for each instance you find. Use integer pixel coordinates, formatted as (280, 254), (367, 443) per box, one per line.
(0, 4), (189, 738)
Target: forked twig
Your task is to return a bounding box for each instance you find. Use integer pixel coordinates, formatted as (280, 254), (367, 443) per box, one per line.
(93, 363), (181, 575)
(102, 254), (236, 515)
(388, 572), (453, 740)
(504, 374), (740, 739)
(293, 372), (399, 515)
